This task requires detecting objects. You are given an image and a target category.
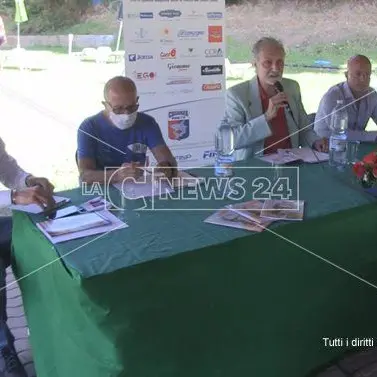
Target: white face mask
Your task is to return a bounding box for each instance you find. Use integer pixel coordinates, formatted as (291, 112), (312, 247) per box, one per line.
(109, 111), (138, 130)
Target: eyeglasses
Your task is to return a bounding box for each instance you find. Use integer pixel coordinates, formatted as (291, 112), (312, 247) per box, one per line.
(349, 72), (371, 80)
(106, 98), (139, 115)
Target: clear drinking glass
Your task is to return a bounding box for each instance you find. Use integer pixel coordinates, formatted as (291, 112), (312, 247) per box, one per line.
(347, 140), (360, 165)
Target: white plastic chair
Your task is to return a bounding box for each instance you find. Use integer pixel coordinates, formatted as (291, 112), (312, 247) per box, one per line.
(96, 46), (112, 64)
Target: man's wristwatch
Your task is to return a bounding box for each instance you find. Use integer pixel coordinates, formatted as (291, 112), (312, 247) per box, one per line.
(11, 189), (17, 204)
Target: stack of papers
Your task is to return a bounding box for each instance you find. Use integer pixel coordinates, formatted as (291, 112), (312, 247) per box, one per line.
(260, 200), (304, 221)
(259, 148), (329, 165)
(204, 199), (304, 232)
(40, 212), (110, 236)
(37, 210), (128, 244)
(204, 208), (271, 233)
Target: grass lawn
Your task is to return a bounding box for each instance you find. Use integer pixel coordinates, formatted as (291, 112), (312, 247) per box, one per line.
(226, 36), (377, 68)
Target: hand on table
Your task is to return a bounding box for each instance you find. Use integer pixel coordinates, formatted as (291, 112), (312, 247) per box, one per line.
(313, 138), (329, 153)
(156, 162), (178, 180)
(115, 162), (143, 182)
(12, 186), (56, 210)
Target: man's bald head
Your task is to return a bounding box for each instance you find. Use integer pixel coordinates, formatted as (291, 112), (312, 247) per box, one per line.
(104, 76), (137, 101)
(347, 55), (371, 71)
(345, 55), (372, 97)
(103, 76), (139, 115)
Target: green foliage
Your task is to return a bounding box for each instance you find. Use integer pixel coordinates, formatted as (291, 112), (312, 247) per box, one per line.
(0, 0), (93, 33)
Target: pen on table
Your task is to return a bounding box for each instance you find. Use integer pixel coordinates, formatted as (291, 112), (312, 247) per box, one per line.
(88, 197), (103, 204)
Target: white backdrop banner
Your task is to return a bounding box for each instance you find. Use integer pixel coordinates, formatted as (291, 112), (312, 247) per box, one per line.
(122, 0), (226, 167)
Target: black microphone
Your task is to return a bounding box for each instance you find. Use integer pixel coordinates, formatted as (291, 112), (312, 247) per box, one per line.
(273, 81), (324, 166)
(273, 81), (294, 117)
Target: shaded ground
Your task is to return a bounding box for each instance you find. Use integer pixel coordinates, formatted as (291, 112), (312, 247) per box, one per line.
(6, 269), (35, 377)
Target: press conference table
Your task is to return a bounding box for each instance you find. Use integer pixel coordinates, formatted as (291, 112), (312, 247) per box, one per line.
(11, 148), (377, 377)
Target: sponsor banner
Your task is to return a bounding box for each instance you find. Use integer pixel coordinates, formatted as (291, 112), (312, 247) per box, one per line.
(123, 0), (225, 167)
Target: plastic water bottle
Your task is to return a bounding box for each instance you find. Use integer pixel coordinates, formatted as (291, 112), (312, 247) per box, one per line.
(214, 118), (234, 177)
(329, 99), (348, 168)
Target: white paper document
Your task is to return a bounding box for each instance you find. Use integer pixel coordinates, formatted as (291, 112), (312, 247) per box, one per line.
(36, 210), (128, 244)
(285, 148), (329, 163)
(258, 148), (329, 165)
(113, 179), (173, 199)
(10, 196), (71, 214)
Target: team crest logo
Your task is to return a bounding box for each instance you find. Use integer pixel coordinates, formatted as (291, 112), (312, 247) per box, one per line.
(168, 110), (190, 140)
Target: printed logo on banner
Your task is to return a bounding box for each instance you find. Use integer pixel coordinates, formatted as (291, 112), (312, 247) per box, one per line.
(131, 28), (153, 43)
(201, 65), (223, 75)
(180, 47), (200, 58)
(208, 25), (223, 43)
(159, 9), (182, 18)
(184, 10), (205, 19)
(140, 12), (154, 19)
(168, 111), (190, 141)
(166, 77), (193, 85)
(205, 48), (223, 58)
(128, 54), (153, 62)
(165, 88), (194, 96)
(133, 71), (157, 81)
(202, 83), (222, 91)
(127, 12), (154, 19)
(177, 30), (205, 40)
(174, 153), (193, 161)
(207, 12), (223, 19)
(168, 63), (191, 72)
(160, 48), (177, 59)
(160, 28), (174, 44)
(203, 150), (217, 159)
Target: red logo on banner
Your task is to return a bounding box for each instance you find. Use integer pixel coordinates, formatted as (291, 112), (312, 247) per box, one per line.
(134, 72), (156, 80)
(160, 48), (177, 59)
(202, 83), (222, 91)
(168, 110), (190, 141)
(208, 25), (223, 43)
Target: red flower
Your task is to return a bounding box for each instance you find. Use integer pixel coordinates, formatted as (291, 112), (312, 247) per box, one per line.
(363, 151), (377, 164)
(353, 161), (366, 178)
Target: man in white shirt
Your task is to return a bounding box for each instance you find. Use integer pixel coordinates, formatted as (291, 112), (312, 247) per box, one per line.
(314, 55), (377, 138)
(0, 137), (54, 377)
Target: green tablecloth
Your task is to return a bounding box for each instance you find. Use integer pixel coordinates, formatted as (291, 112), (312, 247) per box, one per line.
(11, 152), (377, 377)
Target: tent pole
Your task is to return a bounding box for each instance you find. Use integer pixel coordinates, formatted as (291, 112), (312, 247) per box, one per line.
(116, 20), (123, 52)
(17, 22), (20, 49)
